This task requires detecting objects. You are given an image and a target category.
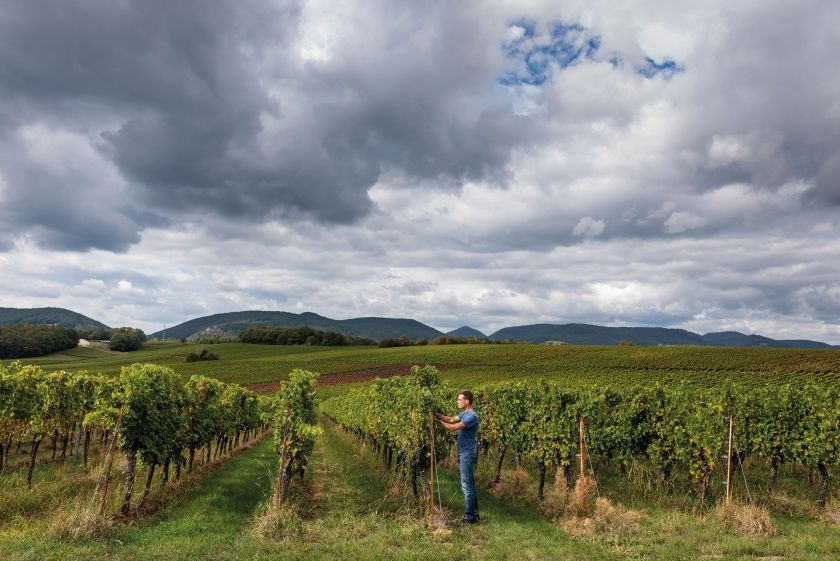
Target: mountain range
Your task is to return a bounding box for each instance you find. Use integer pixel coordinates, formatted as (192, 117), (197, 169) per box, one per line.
(0, 307), (835, 349)
(490, 323), (833, 349)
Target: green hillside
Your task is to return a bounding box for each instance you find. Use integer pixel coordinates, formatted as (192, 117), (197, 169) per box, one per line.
(151, 312), (834, 348)
(446, 325), (487, 338)
(489, 323), (833, 349)
(148, 311), (444, 341)
(0, 306), (109, 330)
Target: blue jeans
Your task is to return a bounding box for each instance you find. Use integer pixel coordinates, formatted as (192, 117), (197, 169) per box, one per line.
(459, 453), (479, 522)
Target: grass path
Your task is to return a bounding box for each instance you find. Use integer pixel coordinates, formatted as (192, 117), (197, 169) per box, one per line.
(294, 418), (612, 561)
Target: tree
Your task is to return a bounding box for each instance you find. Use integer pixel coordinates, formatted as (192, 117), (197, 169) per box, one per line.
(109, 327), (146, 352)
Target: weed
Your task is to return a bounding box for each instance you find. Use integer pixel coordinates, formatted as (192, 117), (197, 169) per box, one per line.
(252, 500), (302, 541)
(714, 501), (778, 536)
(573, 476), (597, 518)
(559, 497), (645, 537)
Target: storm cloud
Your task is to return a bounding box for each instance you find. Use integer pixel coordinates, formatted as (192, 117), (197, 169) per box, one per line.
(0, 0), (536, 248)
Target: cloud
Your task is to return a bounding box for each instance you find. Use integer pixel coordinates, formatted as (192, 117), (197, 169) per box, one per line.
(81, 279), (106, 290)
(572, 216), (606, 237)
(0, 0), (539, 250)
(0, 1), (839, 344)
(0, 124), (143, 251)
(663, 212), (708, 234)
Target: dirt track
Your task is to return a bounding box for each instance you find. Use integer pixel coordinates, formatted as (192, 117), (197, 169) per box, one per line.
(244, 363), (462, 393)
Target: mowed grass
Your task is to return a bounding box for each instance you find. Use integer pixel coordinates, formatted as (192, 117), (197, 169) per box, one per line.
(3, 417), (837, 560)
(19, 341), (840, 399)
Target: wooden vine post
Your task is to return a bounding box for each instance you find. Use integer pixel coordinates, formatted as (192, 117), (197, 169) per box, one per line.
(428, 412), (437, 520)
(726, 415), (734, 504)
(579, 416), (586, 480)
(98, 404), (125, 516)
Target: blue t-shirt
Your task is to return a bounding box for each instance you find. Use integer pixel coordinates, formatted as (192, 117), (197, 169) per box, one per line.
(457, 409), (479, 456)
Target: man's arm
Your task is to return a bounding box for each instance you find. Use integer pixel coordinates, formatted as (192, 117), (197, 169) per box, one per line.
(440, 420), (466, 431)
(434, 412), (458, 424)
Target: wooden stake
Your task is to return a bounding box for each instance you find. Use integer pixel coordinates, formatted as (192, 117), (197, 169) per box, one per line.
(428, 413), (436, 519)
(98, 404), (125, 516)
(579, 416), (586, 480)
(726, 415), (734, 504)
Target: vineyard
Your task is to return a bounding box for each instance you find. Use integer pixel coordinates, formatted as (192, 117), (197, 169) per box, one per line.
(0, 361), (323, 522)
(323, 367), (840, 510)
(2, 343), (840, 560)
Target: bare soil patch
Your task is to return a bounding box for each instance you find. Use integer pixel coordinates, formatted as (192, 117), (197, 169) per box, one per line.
(244, 363), (463, 393)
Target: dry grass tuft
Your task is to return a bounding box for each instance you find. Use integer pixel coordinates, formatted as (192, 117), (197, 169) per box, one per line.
(573, 476), (597, 518)
(559, 497), (645, 537)
(49, 498), (117, 540)
(428, 506), (454, 537)
(252, 500), (302, 541)
(592, 497), (645, 533)
(490, 468), (530, 501)
(541, 467), (571, 519)
(823, 498), (840, 526)
(384, 470), (422, 508)
(715, 501), (777, 536)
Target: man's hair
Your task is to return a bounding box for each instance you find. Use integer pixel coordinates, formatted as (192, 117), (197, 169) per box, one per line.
(459, 390), (474, 405)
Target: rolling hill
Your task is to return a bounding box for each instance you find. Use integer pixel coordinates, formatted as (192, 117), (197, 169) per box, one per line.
(0, 307), (110, 330)
(151, 310), (833, 348)
(446, 326), (487, 338)
(2, 306), (830, 348)
(149, 311), (444, 341)
(488, 323), (833, 348)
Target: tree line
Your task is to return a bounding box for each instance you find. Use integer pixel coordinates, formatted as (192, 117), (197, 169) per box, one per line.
(240, 326), (374, 346)
(0, 324), (149, 358)
(0, 324), (79, 358)
(378, 335), (517, 347)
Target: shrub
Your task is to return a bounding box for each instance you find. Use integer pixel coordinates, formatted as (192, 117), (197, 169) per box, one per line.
(185, 349), (219, 362)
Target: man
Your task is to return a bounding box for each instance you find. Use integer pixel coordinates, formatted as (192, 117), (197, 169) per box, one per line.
(435, 390), (480, 525)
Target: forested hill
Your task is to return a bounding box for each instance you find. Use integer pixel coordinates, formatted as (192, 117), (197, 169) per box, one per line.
(488, 323), (833, 348)
(446, 326), (487, 338)
(151, 311), (833, 348)
(0, 307), (109, 330)
(149, 311), (444, 341)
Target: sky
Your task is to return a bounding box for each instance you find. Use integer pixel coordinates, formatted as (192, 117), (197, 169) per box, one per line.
(1, 0), (839, 342)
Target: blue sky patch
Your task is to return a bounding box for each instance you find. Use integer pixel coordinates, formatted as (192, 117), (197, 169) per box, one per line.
(500, 20), (603, 86)
(637, 57), (684, 79)
(501, 20), (683, 86)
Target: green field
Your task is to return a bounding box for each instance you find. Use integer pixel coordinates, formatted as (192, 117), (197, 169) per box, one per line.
(22, 341), (840, 395)
(4, 342), (839, 560)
